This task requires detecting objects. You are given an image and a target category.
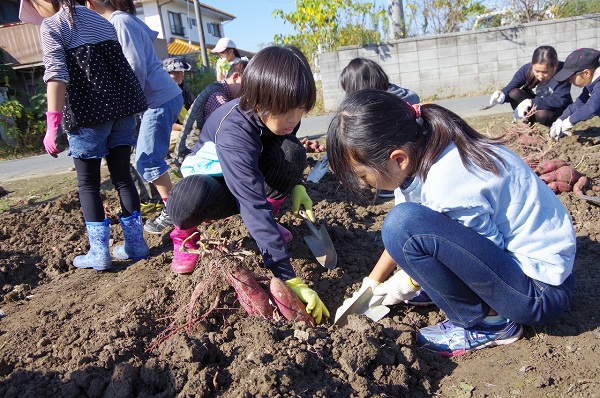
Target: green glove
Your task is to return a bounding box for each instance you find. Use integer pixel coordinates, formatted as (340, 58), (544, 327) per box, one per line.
(290, 184), (315, 222)
(286, 277), (330, 324)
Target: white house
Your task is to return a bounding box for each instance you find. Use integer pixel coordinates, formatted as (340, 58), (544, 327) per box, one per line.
(133, 0), (248, 57)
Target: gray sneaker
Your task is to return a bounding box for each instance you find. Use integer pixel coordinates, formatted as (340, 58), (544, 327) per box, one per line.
(144, 207), (173, 234)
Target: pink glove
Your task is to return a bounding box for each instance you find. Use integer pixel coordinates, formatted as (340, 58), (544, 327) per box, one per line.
(44, 111), (63, 158)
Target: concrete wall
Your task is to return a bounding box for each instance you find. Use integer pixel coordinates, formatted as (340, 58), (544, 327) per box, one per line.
(319, 13), (600, 112)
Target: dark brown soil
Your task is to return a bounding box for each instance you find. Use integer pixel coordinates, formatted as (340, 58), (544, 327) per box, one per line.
(0, 114), (599, 397)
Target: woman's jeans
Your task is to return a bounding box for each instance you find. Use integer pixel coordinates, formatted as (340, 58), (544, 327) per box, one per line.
(168, 134), (305, 230)
(382, 202), (575, 328)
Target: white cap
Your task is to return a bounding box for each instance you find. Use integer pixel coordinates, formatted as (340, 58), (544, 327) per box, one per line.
(19, 0), (44, 25)
(211, 38), (236, 53)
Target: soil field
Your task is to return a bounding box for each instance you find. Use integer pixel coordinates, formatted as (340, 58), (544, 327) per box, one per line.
(0, 113), (599, 397)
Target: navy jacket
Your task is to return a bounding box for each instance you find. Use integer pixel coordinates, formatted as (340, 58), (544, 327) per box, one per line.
(501, 62), (573, 110)
(561, 74), (600, 124)
(193, 99), (301, 279)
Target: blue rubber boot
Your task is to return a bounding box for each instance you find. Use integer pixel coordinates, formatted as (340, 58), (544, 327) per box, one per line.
(112, 211), (150, 260)
(73, 219), (112, 271)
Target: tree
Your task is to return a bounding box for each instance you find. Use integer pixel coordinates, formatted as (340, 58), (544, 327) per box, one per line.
(552, 0), (600, 18)
(273, 0), (384, 67)
(404, 0), (486, 35)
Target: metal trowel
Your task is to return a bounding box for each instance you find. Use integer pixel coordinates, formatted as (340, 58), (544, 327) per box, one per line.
(299, 209), (337, 269)
(334, 287), (390, 326)
(307, 154), (329, 183)
(580, 195), (600, 205)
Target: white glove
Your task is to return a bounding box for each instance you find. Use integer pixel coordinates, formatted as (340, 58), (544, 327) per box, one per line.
(359, 277), (380, 293)
(562, 117), (573, 133)
(372, 269), (419, 306)
(549, 119), (563, 140)
(489, 90), (505, 106)
(515, 98), (532, 119)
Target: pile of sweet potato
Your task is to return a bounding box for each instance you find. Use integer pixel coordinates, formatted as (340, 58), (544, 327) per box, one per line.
(226, 267), (315, 325)
(300, 137), (326, 153)
(529, 159), (600, 195)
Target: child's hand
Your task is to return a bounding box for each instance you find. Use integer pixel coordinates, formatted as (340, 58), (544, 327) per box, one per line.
(372, 269), (419, 305)
(489, 90), (505, 106)
(515, 99), (532, 119)
(44, 111), (63, 158)
(290, 184), (315, 222)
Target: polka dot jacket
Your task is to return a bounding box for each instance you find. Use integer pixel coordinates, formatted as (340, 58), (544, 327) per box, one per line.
(39, 6), (147, 132)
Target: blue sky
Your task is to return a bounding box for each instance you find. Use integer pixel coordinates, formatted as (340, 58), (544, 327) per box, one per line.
(202, 0), (297, 53)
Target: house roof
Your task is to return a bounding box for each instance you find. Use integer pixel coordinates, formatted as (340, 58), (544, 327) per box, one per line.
(167, 38), (255, 59)
(168, 38), (202, 55)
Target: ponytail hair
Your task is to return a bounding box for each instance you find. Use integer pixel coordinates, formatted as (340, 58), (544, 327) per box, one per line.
(327, 90), (506, 193)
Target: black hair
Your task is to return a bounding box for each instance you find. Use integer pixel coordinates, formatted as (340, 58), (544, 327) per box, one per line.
(225, 59), (248, 79)
(239, 46), (316, 116)
(339, 58), (389, 94)
(326, 90), (506, 193)
(526, 45), (558, 88)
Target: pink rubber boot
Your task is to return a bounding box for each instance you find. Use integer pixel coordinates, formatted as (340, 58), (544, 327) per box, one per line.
(170, 226), (200, 274)
(267, 197), (293, 244)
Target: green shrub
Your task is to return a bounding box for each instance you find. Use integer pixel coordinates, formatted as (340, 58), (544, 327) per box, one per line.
(0, 93), (46, 155)
(185, 66), (217, 97)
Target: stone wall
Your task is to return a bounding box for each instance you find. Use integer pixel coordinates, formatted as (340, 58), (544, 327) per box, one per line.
(319, 13), (600, 112)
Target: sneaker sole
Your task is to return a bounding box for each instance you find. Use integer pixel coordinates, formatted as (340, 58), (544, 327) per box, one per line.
(418, 324), (524, 357)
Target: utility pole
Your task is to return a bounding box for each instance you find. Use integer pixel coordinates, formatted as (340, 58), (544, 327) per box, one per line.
(388, 0), (405, 39)
(193, 0), (208, 67)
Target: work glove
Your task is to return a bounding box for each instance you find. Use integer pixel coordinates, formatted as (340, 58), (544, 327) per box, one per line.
(515, 98), (532, 119)
(359, 277), (380, 293)
(290, 184), (315, 222)
(489, 90), (505, 106)
(549, 119), (564, 140)
(43, 111), (63, 158)
(372, 269), (419, 306)
(562, 117), (573, 134)
(286, 277), (330, 324)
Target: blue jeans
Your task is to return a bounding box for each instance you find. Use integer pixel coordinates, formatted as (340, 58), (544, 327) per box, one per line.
(382, 202), (575, 327)
(68, 116), (136, 159)
(136, 95), (183, 182)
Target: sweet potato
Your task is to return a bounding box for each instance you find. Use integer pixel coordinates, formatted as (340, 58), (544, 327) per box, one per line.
(269, 277), (315, 325)
(539, 172), (556, 183)
(226, 267), (274, 318)
(573, 176), (588, 196)
(554, 166), (582, 184)
(539, 166), (582, 185)
(534, 159), (568, 175)
(547, 181), (572, 193)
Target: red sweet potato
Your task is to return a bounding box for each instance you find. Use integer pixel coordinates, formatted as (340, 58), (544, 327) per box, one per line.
(554, 166), (582, 184)
(226, 267), (274, 318)
(269, 277), (315, 325)
(539, 172), (556, 183)
(573, 176), (588, 196)
(539, 166), (582, 185)
(547, 181), (572, 193)
(534, 159), (568, 175)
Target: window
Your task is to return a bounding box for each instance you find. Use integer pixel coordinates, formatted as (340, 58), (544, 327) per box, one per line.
(169, 12), (185, 36)
(188, 17), (197, 28)
(208, 23), (221, 38)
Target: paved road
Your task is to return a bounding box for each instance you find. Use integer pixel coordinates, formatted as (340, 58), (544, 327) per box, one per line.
(0, 94), (511, 182)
